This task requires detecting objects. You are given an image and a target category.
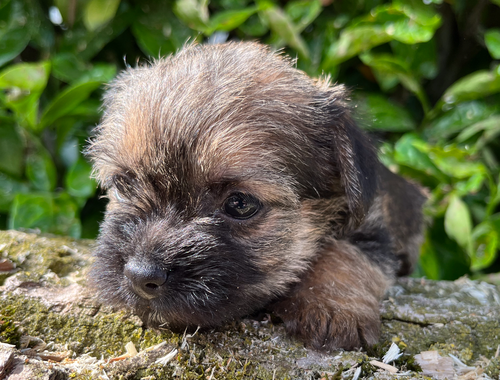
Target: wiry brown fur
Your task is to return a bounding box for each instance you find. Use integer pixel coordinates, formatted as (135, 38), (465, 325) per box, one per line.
(87, 42), (425, 350)
(271, 240), (390, 350)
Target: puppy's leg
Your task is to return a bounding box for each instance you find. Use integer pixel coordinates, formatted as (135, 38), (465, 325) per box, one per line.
(271, 240), (391, 350)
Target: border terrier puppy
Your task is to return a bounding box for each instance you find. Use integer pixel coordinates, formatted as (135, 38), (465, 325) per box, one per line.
(87, 42), (425, 350)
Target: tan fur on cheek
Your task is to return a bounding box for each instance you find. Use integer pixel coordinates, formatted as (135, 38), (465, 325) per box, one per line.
(270, 239), (392, 351)
(299, 196), (350, 237)
(234, 209), (321, 301)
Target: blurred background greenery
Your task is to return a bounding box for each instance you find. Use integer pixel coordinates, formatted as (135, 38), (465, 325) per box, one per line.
(0, 0), (499, 281)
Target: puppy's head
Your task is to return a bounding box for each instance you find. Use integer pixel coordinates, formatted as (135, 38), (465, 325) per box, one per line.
(87, 42), (378, 328)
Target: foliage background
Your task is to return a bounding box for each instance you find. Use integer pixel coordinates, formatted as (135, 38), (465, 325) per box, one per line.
(1, 0), (499, 281)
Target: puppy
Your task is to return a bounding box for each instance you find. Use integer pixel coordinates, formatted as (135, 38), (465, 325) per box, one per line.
(87, 42), (425, 351)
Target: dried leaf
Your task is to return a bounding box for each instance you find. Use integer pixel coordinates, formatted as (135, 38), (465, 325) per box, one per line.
(414, 351), (455, 379)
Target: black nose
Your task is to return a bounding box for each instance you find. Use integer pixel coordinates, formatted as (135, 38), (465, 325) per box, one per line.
(124, 260), (168, 300)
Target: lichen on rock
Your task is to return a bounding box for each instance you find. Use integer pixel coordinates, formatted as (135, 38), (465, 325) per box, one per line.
(0, 230), (499, 379)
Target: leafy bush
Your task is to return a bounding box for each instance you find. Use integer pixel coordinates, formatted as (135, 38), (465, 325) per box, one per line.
(1, 0), (499, 280)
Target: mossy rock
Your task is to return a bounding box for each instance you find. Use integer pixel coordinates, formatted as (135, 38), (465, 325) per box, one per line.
(0, 230), (499, 379)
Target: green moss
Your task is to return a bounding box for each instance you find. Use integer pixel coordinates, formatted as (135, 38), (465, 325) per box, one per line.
(0, 293), (180, 356)
(0, 313), (21, 343)
(485, 357), (500, 378)
(0, 272), (11, 286)
(473, 320), (500, 357)
(380, 317), (496, 360)
(0, 290), (310, 379)
(0, 230), (92, 284)
(123, 351), (298, 380)
(429, 343), (473, 363)
(328, 365), (343, 380)
(398, 352), (423, 373)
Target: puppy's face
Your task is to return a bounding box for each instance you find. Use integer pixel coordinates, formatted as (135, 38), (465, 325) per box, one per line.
(88, 42), (377, 328)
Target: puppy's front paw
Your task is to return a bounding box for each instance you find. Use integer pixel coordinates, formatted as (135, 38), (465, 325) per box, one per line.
(270, 240), (391, 351)
(272, 295), (380, 350)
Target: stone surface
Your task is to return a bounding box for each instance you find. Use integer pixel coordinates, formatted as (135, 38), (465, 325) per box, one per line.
(0, 346), (15, 379)
(0, 230), (499, 379)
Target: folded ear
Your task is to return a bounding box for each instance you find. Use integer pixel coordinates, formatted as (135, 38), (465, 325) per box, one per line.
(314, 88), (379, 227)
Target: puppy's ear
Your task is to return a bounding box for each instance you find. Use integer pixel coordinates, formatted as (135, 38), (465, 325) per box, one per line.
(314, 88), (379, 226)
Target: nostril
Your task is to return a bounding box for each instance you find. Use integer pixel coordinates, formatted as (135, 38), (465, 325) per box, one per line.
(124, 260), (168, 300)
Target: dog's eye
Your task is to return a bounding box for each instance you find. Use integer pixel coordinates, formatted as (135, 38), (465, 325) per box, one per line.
(223, 193), (260, 219)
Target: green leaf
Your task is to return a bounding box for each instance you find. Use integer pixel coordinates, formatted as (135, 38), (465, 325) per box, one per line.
(470, 220), (499, 271)
(416, 144), (486, 179)
(377, 143), (397, 169)
(0, 122), (24, 178)
(52, 54), (115, 84)
(324, 25), (392, 68)
(418, 217), (471, 280)
(39, 81), (102, 131)
(260, 5), (310, 59)
(324, 3), (441, 68)
(61, 99), (102, 120)
(174, 0), (209, 31)
(356, 93), (416, 132)
(359, 52), (429, 113)
(455, 114), (500, 142)
(204, 7), (257, 35)
(0, 27), (29, 67)
(26, 143), (57, 192)
(9, 193), (53, 233)
(26, 0), (55, 53)
(455, 173), (485, 197)
(285, 0), (322, 33)
(131, 1), (194, 57)
(455, 115), (500, 149)
(0, 61), (51, 128)
(393, 134), (447, 182)
(436, 65), (500, 109)
(60, 5), (133, 61)
(393, 0), (442, 26)
(391, 40), (438, 80)
(10, 96), (38, 129)
(350, 3), (441, 36)
(0, 61), (51, 91)
(488, 179), (500, 219)
(238, 13), (269, 37)
(65, 157), (96, 199)
(0, 0), (31, 67)
(132, 22), (175, 57)
(0, 173), (29, 212)
(481, 147), (499, 172)
(425, 101), (498, 142)
(76, 63), (117, 84)
(58, 137), (79, 168)
(370, 70), (400, 92)
(444, 193), (473, 254)
(485, 29), (500, 59)
(52, 193), (81, 238)
(83, 0), (121, 32)
(8, 192), (81, 238)
(417, 231), (441, 280)
(52, 53), (88, 83)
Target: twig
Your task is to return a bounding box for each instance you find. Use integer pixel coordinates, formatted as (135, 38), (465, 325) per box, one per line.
(369, 360), (398, 374)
